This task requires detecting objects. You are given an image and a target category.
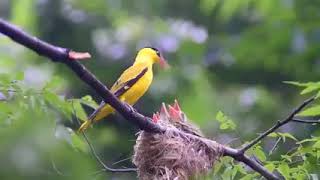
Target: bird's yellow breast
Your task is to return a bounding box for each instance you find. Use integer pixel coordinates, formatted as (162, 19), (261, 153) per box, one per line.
(119, 67), (153, 105)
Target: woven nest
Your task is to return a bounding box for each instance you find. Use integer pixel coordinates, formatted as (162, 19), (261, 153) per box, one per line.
(133, 101), (223, 180)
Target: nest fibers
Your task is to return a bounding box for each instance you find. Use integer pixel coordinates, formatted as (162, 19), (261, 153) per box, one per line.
(133, 101), (223, 180)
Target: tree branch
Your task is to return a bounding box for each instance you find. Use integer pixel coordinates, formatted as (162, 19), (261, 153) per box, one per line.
(223, 147), (278, 180)
(292, 118), (320, 124)
(0, 18), (164, 134)
(240, 97), (315, 153)
(0, 19), (278, 179)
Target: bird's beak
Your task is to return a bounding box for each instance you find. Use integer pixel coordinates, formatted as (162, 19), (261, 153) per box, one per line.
(159, 57), (170, 69)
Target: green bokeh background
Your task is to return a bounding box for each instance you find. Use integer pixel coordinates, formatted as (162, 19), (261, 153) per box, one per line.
(0, 0), (319, 179)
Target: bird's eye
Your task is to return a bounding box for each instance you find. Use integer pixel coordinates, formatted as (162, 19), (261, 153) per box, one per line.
(156, 50), (161, 57)
(149, 47), (161, 57)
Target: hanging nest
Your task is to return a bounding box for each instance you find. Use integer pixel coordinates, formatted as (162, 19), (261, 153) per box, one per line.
(133, 100), (223, 180)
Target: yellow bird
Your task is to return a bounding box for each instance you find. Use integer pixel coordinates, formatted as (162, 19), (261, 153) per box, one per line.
(79, 47), (168, 132)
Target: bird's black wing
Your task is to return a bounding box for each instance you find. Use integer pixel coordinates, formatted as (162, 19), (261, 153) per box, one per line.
(113, 67), (148, 97)
(86, 67), (148, 121)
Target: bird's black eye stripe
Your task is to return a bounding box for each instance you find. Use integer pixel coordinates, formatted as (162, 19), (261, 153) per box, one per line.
(147, 47), (161, 57)
(155, 50), (161, 57)
(149, 47), (158, 51)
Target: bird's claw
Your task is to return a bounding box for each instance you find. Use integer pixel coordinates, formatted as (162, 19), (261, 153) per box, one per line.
(125, 102), (136, 113)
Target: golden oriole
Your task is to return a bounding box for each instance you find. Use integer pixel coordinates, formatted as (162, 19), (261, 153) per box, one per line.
(79, 47), (168, 132)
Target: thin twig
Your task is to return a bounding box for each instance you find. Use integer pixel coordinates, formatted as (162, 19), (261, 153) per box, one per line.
(292, 118), (320, 124)
(224, 137), (241, 146)
(71, 102), (136, 173)
(286, 146), (298, 156)
(51, 158), (68, 176)
(240, 97), (315, 153)
(289, 158), (304, 166)
(112, 157), (132, 165)
(269, 137), (282, 155)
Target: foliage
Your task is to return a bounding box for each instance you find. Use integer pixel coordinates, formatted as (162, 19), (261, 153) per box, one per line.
(215, 111), (236, 130)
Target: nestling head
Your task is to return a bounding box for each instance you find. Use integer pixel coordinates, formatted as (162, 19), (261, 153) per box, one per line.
(136, 47), (169, 69)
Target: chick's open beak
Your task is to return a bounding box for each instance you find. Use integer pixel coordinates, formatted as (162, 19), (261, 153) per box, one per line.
(159, 57), (170, 69)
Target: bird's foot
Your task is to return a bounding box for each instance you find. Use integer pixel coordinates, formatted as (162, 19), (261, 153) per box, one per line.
(124, 102), (136, 113)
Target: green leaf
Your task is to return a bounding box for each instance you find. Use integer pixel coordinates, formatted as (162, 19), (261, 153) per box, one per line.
(220, 123), (230, 130)
(221, 166), (237, 180)
(265, 163), (276, 172)
(233, 164), (247, 175)
(43, 91), (72, 120)
(268, 132), (278, 138)
(213, 160), (222, 174)
(43, 91), (62, 105)
(43, 76), (62, 91)
(312, 141), (320, 149)
(253, 146), (267, 161)
(216, 111), (224, 122)
(268, 132), (297, 142)
(277, 162), (290, 179)
(281, 155), (292, 162)
(281, 133), (297, 141)
(315, 91), (320, 99)
(283, 81), (310, 87)
(239, 174), (257, 180)
(301, 85), (320, 95)
(70, 100), (88, 121)
(299, 105), (320, 116)
(71, 132), (88, 153)
(215, 111), (236, 130)
(284, 81), (320, 95)
(291, 170), (307, 180)
(297, 137), (318, 144)
(80, 95), (99, 109)
(299, 146), (314, 155)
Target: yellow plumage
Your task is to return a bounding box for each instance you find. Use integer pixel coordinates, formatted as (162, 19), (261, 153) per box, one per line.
(79, 47), (167, 132)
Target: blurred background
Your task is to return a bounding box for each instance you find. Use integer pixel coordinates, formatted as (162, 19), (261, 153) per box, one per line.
(0, 0), (319, 179)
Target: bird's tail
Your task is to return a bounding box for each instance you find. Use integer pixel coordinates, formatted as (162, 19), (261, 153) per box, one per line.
(78, 104), (114, 132)
(78, 120), (92, 132)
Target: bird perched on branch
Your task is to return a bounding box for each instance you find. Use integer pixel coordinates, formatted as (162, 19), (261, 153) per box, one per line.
(79, 47), (169, 132)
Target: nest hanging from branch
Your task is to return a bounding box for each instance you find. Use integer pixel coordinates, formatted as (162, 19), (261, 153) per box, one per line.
(133, 100), (223, 180)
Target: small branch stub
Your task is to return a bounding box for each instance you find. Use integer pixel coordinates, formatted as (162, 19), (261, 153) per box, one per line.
(68, 51), (91, 60)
